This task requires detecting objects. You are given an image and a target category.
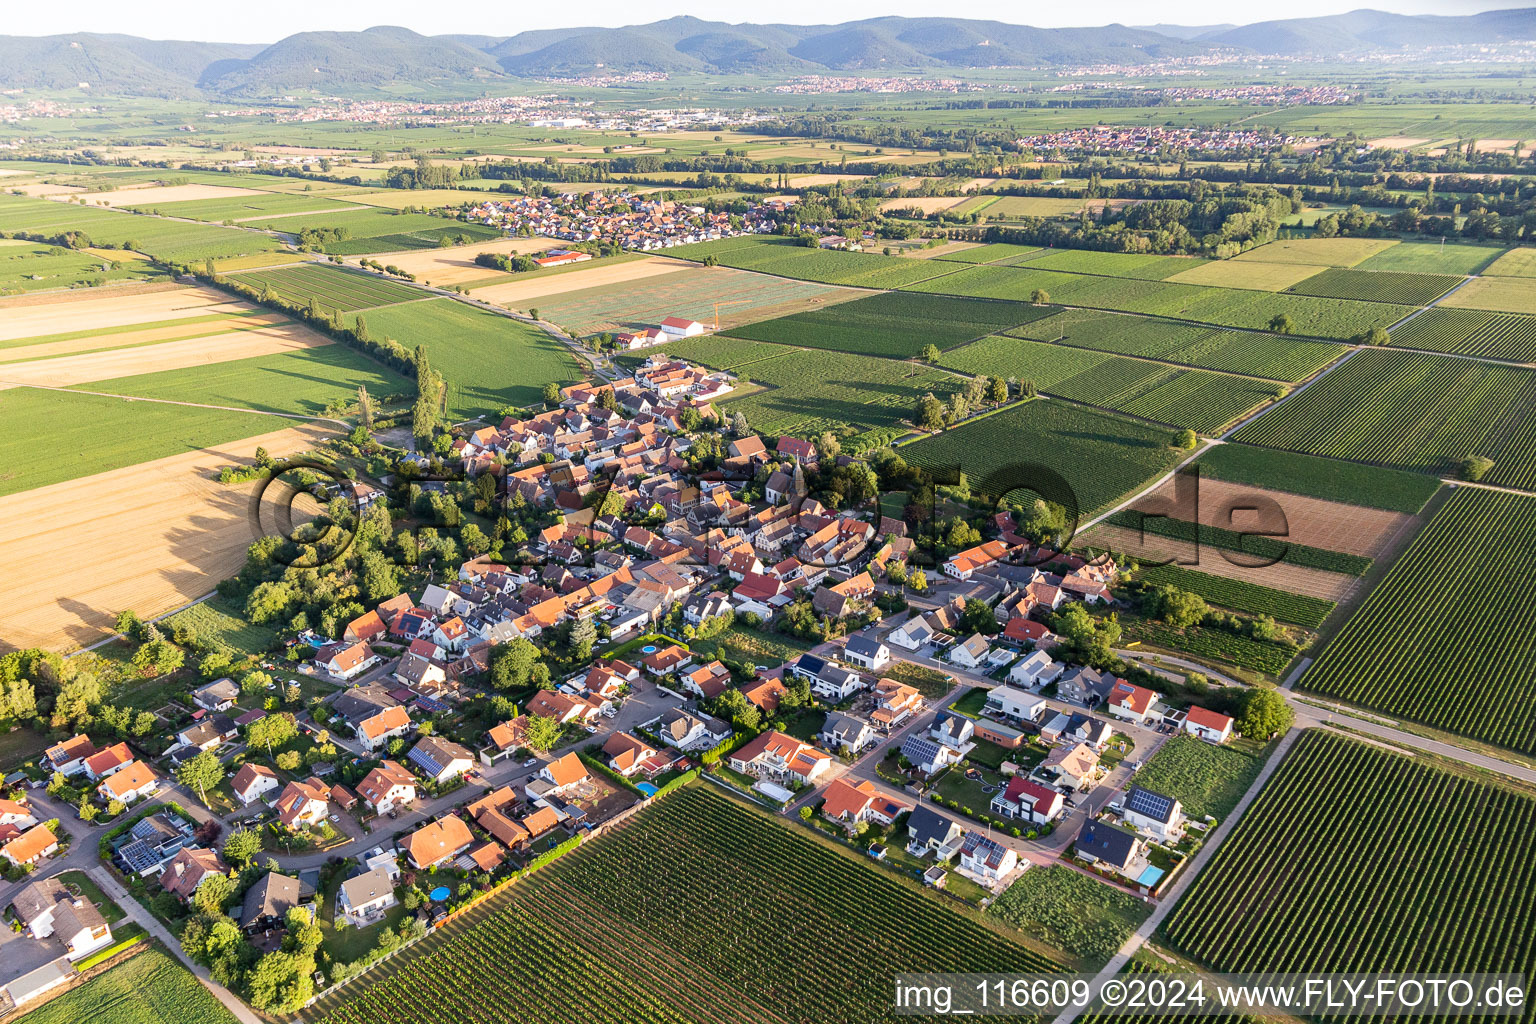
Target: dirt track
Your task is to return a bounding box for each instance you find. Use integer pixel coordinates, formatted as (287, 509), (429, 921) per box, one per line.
(0, 423), (334, 652)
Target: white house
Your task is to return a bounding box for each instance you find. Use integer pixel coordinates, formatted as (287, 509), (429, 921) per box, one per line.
(818, 712), (878, 755)
(1121, 785), (1184, 838)
(192, 678), (239, 712)
(1184, 706), (1234, 744)
(1105, 680), (1161, 726)
(946, 633), (991, 669)
(357, 760), (418, 814)
(930, 712), (975, 752)
(231, 763), (281, 806)
(982, 685), (1047, 724)
(315, 640), (379, 681)
(959, 831), (1018, 882)
(728, 730), (834, 785)
(1007, 650), (1064, 689)
(990, 776), (1064, 825)
(886, 616), (935, 652)
(406, 736), (477, 784)
(843, 635), (891, 671)
(338, 866), (398, 926)
(899, 735), (964, 775)
(659, 316), (706, 339)
(356, 705), (413, 752)
(809, 664), (869, 702)
(8, 878), (113, 961)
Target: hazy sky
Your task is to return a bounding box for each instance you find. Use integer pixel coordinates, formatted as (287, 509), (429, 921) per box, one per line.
(10, 0), (1518, 42)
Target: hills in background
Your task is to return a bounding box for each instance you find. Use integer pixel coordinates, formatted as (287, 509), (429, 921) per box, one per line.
(1, 9), (1532, 97)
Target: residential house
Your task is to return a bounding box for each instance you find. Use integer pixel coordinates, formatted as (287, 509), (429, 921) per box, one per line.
(192, 678), (240, 712)
(885, 614), (935, 652)
(407, 736), (476, 784)
(946, 633), (991, 669)
(1, 824), (58, 867)
(681, 660), (732, 701)
(1184, 706), (1235, 744)
(539, 752), (590, 794)
(273, 777), (330, 830)
(1007, 650), (1064, 689)
(528, 688), (601, 726)
(602, 732), (659, 777)
(651, 709), (731, 751)
(240, 872), (303, 933)
(356, 705), (413, 752)
(160, 846), (229, 901)
(1105, 680), (1161, 725)
(959, 831), (1018, 882)
(990, 776), (1065, 825)
(809, 663), (868, 702)
(740, 677), (787, 713)
(870, 678), (923, 731)
(8, 878), (113, 960)
(943, 540), (1009, 580)
(819, 779), (908, 830)
(357, 760), (417, 814)
(683, 592), (732, 627)
(115, 812), (195, 877)
(1076, 821), (1146, 875)
(982, 685), (1047, 724)
(96, 761), (157, 805)
(1040, 742), (1100, 791)
(175, 715), (236, 754)
(338, 866), (398, 926)
(315, 641), (379, 681)
(231, 763), (281, 806)
(906, 804), (965, 861)
(728, 730), (833, 785)
(639, 644), (692, 677)
(843, 634), (891, 672)
(1002, 616), (1050, 646)
(811, 572), (874, 619)
(43, 734), (96, 777)
(401, 816), (474, 870)
(1122, 785), (1184, 838)
(818, 712), (878, 755)
(0, 799), (36, 830)
(931, 711), (976, 753)
(899, 735), (964, 775)
(973, 719), (1026, 750)
(1056, 666), (1120, 707)
(81, 742), (134, 781)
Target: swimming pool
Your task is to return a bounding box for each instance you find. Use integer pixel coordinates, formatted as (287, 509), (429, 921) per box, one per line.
(640, 644), (658, 654)
(429, 885), (451, 902)
(635, 782), (658, 797)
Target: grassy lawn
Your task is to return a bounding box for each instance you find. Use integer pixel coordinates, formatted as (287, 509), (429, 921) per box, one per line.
(56, 869), (126, 924)
(0, 723), (49, 771)
(161, 600), (277, 657)
(319, 870), (409, 963)
(1132, 735), (1270, 822)
(779, 708), (826, 743)
(884, 661), (955, 700)
(989, 865), (1152, 964)
(689, 625), (813, 668)
(948, 687), (990, 719)
(932, 768), (1003, 817)
(963, 739), (1016, 771)
(942, 870), (994, 906)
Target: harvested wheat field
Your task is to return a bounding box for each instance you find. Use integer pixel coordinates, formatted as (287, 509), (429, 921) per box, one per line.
(901, 240), (981, 260)
(1167, 260), (1328, 292)
(14, 183), (83, 196)
(79, 183), (268, 207)
(1368, 137), (1432, 150)
(1128, 477), (1415, 559)
(1079, 524), (1361, 603)
(0, 422), (332, 652)
(368, 236), (567, 286)
(346, 189), (480, 210)
(0, 312), (290, 363)
(470, 256), (694, 306)
(879, 196), (967, 214)
(0, 322), (329, 389)
(0, 285), (250, 342)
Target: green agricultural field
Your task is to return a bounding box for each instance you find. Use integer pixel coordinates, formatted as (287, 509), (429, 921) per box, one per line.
(728, 291), (1055, 358)
(1301, 488), (1536, 754)
(1387, 306), (1536, 362)
(0, 311), (265, 354)
(311, 785), (1058, 1024)
(0, 193), (282, 263)
(227, 263), (424, 313)
(1008, 308), (1339, 383)
(708, 237), (969, 289)
(1163, 730), (1536, 1004)
(723, 346), (965, 437)
(1166, 259), (1327, 292)
(1131, 734), (1266, 821)
(932, 242), (1042, 264)
(1286, 267), (1462, 306)
(1022, 250), (1201, 281)
(1134, 564), (1335, 628)
(1355, 240), (1506, 275)
(161, 600), (277, 656)
(989, 866), (1151, 964)
(346, 298), (580, 417)
(70, 344), (409, 417)
(1195, 443), (1440, 513)
(0, 241), (169, 293)
(1439, 274), (1536, 315)
(941, 334), (1115, 388)
(1122, 619), (1298, 675)
(0, 388), (285, 496)
(900, 399), (1184, 517)
(1231, 237), (1399, 267)
(127, 192), (363, 222)
(978, 195), (1084, 218)
(19, 948), (239, 1024)
(1230, 348), (1536, 488)
(1115, 369), (1280, 434)
(1482, 247), (1536, 278)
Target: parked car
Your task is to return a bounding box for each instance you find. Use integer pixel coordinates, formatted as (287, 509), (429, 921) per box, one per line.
(522, 757), (538, 767)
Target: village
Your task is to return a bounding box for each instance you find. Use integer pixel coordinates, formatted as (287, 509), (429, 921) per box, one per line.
(0, 349), (1255, 1016)
(465, 190), (781, 250)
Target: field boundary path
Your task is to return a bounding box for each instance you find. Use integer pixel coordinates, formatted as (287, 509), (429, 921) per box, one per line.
(87, 866), (263, 1024)
(1219, 346), (1359, 439)
(1049, 727), (1301, 1024)
(0, 380), (351, 428)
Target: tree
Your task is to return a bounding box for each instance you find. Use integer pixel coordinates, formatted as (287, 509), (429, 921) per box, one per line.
(815, 431), (842, 462)
(77, 794), (99, 822)
(1461, 455), (1494, 481)
(528, 307), (540, 322)
(1023, 379), (1037, 399)
(1235, 687), (1294, 739)
(191, 871), (235, 915)
(524, 712), (561, 752)
(1030, 288), (1050, 305)
(247, 713), (297, 756)
(114, 609), (142, 641)
(275, 750), (301, 771)
(224, 827), (262, 866)
(1268, 313), (1294, 335)
(916, 393), (945, 433)
(987, 376), (1008, 406)
(908, 570), (929, 593)
(542, 381), (562, 406)
(1362, 326), (1390, 346)
(491, 638), (540, 691)
(569, 617), (597, 661)
(177, 750), (225, 808)
(1176, 428), (1198, 450)
(959, 599), (998, 636)
(730, 411), (750, 437)
(1146, 585), (1208, 628)
(920, 343), (942, 364)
